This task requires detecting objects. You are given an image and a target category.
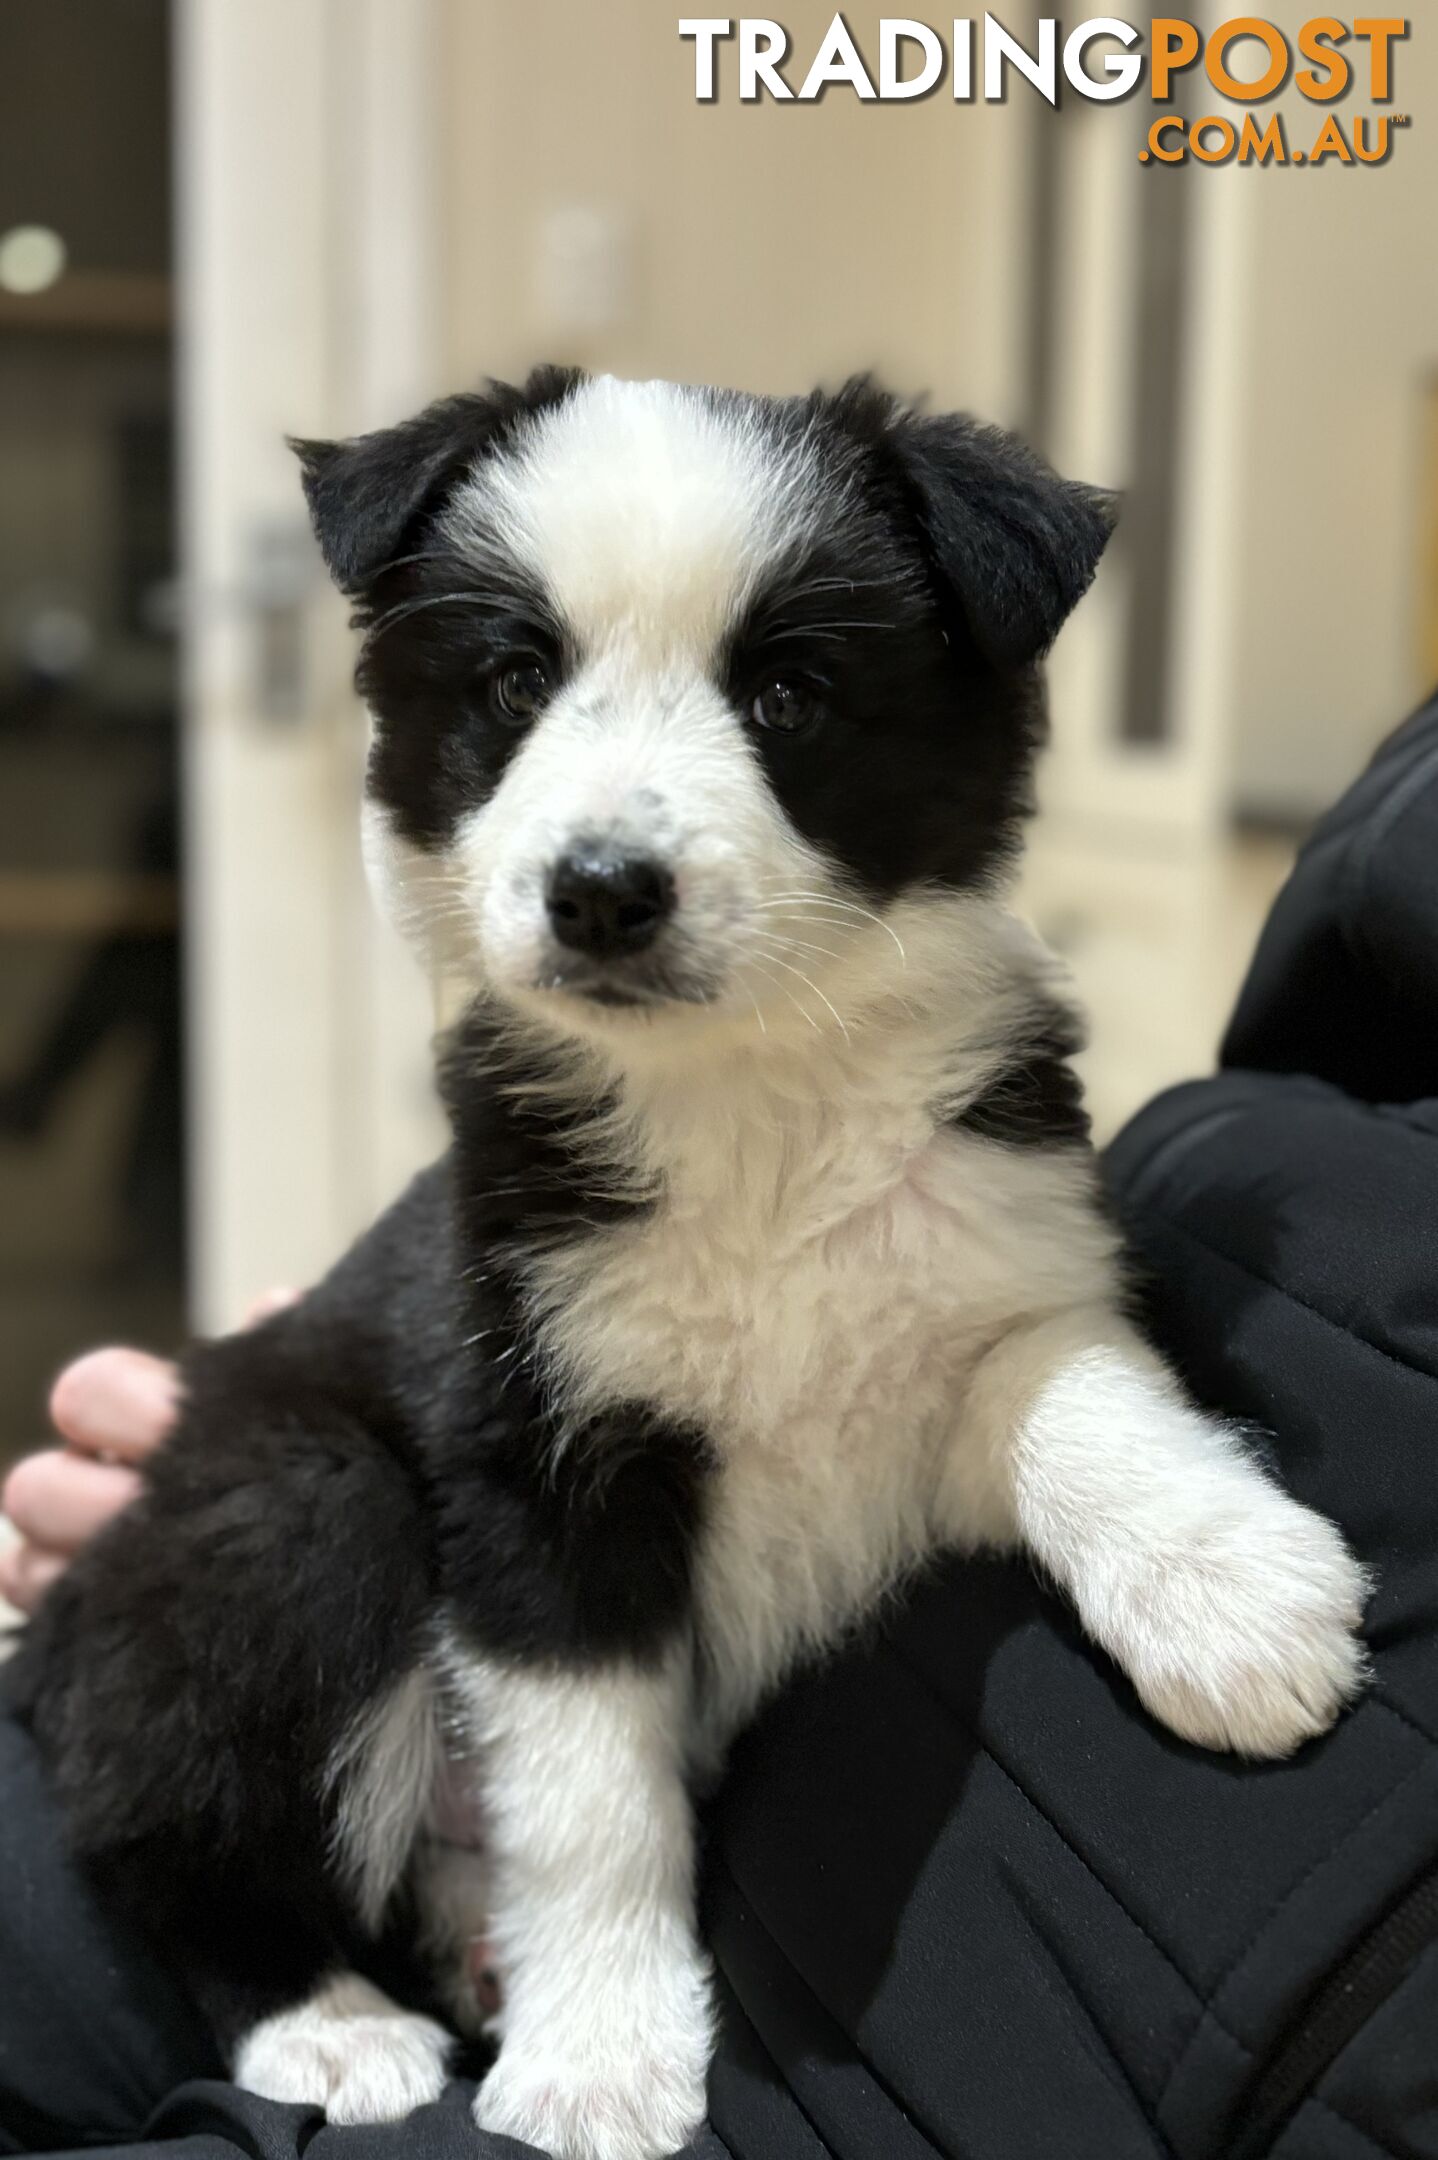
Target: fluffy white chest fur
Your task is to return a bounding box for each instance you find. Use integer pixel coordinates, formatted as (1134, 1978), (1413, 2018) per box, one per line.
(523, 948), (1121, 1744)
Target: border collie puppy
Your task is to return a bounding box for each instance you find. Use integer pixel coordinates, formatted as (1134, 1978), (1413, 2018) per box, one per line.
(14, 370), (1368, 2160)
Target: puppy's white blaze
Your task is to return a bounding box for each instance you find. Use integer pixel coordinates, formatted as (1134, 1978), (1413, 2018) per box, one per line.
(460, 664), (822, 1010)
(326, 1667), (439, 1934)
(446, 376), (822, 664)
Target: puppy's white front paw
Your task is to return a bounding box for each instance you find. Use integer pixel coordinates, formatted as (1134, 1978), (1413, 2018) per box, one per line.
(475, 2049), (705, 2160)
(234, 1973), (451, 2125)
(474, 1985), (710, 2160)
(1111, 1492), (1369, 1758)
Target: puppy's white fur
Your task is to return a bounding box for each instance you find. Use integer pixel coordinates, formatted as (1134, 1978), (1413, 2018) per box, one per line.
(234, 1972), (450, 2124)
(327, 1667), (440, 1933)
(448, 1647), (713, 2160)
(447, 375), (827, 667)
(942, 1320), (1368, 1753)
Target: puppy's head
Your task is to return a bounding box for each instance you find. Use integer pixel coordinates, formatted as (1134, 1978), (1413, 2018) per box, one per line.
(296, 370), (1112, 1044)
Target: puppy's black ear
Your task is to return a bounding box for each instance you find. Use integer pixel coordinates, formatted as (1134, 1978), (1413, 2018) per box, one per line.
(290, 366), (584, 595)
(891, 406), (1117, 668)
(822, 380), (1115, 668)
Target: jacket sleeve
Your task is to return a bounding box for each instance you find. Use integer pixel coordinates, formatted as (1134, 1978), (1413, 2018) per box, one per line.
(1221, 690), (1438, 1102)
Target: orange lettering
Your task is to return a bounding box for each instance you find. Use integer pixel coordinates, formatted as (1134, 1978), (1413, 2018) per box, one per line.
(1148, 114), (1188, 160)
(1151, 18), (1201, 100)
(1295, 18), (1350, 100)
(1353, 18), (1406, 100)
(1192, 115), (1237, 161)
(1309, 113), (1353, 161)
(1206, 18), (1289, 101)
(1237, 112), (1286, 161)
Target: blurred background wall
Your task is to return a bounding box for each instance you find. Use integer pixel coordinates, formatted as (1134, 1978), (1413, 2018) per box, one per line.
(0, 0), (1433, 1461)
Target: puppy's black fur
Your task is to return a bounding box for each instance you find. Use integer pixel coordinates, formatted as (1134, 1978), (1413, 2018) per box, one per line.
(953, 1008), (1093, 1150)
(11, 1006), (708, 2038)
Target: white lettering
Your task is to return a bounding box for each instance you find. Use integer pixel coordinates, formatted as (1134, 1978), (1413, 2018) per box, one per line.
(798, 12), (878, 100)
(983, 13), (1058, 104)
(679, 18), (732, 100)
(880, 18), (945, 98)
(1064, 17), (1142, 101)
(739, 18), (792, 97)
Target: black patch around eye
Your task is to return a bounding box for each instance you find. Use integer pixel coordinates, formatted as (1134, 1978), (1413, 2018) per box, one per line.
(720, 512), (1045, 905)
(356, 552), (568, 851)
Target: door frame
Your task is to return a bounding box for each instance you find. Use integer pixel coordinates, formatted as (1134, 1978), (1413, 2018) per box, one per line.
(1031, 93), (1253, 849)
(176, 0), (444, 1331)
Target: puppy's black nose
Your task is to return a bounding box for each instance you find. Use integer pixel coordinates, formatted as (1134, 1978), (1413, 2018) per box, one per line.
(545, 851), (675, 957)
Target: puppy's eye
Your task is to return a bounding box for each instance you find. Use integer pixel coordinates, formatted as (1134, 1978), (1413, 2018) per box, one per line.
(493, 657), (551, 725)
(750, 678), (821, 738)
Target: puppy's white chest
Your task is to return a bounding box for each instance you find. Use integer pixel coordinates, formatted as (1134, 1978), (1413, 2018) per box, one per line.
(530, 1129), (1017, 1724)
(527, 1107), (1110, 1733)
(538, 1130), (985, 1439)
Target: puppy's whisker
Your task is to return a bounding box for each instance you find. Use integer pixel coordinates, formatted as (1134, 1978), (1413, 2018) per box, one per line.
(362, 591), (490, 647)
(752, 900), (860, 924)
(754, 932), (846, 965)
(757, 622), (892, 644)
(753, 889), (866, 905)
(769, 573), (899, 599)
(772, 619), (895, 636)
(745, 957), (820, 1034)
(752, 905), (860, 929)
(362, 587), (560, 649)
(372, 548), (468, 577)
(754, 894), (907, 964)
(751, 946), (850, 1039)
(757, 922), (865, 956)
(752, 904), (861, 930)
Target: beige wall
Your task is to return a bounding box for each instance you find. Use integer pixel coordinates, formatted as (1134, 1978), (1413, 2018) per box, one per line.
(439, 1), (1027, 418)
(1218, 33), (1438, 817)
(436, 5), (1438, 829)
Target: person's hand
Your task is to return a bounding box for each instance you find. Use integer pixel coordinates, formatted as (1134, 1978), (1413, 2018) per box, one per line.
(0, 1350), (178, 1612)
(0, 1289), (298, 1615)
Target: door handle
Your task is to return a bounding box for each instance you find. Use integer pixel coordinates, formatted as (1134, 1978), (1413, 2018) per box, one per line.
(242, 516), (322, 724)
